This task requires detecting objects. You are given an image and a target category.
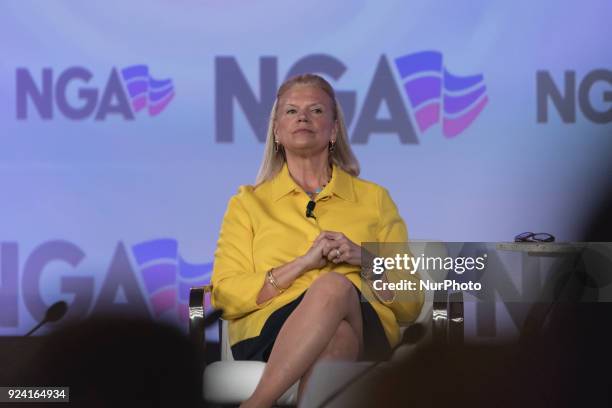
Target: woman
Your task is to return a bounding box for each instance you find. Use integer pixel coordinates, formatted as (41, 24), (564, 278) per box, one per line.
(211, 74), (423, 407)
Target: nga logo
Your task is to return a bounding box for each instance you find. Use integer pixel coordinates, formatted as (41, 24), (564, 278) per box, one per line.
(16, 64), (175, 120)
(215, 51), (488, 143)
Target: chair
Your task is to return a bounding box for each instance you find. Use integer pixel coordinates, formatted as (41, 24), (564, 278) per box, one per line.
(190, 243), (464, 406)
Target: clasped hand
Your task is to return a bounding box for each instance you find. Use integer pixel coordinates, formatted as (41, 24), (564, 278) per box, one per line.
(300, 231), (361, 271)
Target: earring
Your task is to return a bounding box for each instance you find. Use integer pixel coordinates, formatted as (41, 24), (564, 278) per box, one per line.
(274, 139), (280, 153)
(329, 140), (336, 152)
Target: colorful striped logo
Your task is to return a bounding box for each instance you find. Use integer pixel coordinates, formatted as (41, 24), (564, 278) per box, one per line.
(395, 51), (488, 138)
(120, 65), (175, 116)
(131, 239), (211, 322)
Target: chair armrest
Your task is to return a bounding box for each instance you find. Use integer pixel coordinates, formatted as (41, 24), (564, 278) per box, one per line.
(432, 289), (449, 344)
(448, 291), (464, 345)
(189, 285), (212, 349)
(432, 289), (464, 346)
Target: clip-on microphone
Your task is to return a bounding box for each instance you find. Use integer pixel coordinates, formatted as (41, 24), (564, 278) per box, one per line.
(306, 200), (316, 219)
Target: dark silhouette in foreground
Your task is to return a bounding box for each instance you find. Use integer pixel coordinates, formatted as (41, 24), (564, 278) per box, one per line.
(17, 317), (204, 407)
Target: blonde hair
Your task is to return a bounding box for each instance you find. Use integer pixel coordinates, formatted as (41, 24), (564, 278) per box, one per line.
(255, 74), (360, 185)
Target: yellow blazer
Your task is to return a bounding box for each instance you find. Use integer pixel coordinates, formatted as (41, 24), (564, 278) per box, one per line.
(211, 163), (423, 348)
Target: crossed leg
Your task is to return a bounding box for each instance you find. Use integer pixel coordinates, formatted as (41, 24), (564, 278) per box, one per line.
(240, 272), (363, 408)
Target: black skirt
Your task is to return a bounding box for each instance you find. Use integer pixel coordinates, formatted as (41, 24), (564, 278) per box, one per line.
(231, 285), (392, 362)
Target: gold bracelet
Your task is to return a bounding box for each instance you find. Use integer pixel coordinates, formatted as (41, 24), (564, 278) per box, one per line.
(368, 270), (397, 303)
(266, 269), (285, 293)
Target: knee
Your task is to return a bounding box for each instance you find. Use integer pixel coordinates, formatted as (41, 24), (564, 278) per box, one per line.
(308, 272), (355, 304)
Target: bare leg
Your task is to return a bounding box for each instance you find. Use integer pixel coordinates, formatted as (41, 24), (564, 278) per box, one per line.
(240, 272), (363, 408)
(296, 320), (360, 404)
